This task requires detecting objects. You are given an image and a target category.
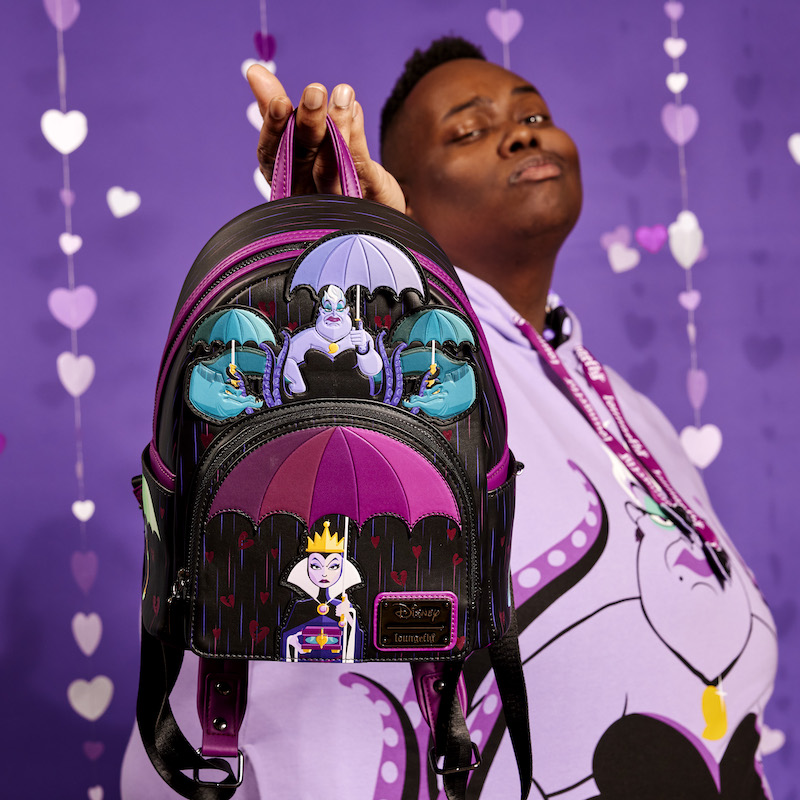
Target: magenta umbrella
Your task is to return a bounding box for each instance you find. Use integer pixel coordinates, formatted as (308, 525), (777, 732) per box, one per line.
(208, 426), (460, 529)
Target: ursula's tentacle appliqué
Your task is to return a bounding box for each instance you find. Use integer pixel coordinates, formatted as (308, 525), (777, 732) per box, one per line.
(273, 332), (290, 405)
(378, 331), (394, 403)
(390, 343), (407, 406)
(258, 343), (275, 408)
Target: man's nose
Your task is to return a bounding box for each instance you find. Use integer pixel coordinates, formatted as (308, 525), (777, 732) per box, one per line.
(500, 123), (539, 156)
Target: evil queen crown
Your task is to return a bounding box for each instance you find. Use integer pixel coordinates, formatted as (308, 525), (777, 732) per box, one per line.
(306, 521), (345, 554)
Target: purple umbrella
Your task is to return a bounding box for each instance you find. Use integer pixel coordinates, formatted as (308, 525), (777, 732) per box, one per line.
(288, 233), (425, 296)
(208, 426), (460, 529)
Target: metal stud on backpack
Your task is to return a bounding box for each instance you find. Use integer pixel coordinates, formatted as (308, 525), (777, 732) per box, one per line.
(134, 116), (531, 800)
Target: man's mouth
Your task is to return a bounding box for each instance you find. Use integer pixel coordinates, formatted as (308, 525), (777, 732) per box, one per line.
(509, 156), (562, 184)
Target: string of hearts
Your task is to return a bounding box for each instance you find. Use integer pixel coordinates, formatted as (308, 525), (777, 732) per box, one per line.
(246, 0), (278, 200)
(600, 2), (721, 471)
(40, 1), (140, 796)
(486, 1), (523, 70)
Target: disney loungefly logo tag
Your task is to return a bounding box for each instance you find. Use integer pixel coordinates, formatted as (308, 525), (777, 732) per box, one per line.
(375, 592), (458, 651)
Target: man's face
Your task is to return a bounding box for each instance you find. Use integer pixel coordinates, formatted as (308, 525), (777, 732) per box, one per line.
(392, 59), (582, 269)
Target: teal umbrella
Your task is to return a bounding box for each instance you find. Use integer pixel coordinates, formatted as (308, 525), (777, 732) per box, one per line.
(392, 309), (475, 348)
(192, 308), (276, 346)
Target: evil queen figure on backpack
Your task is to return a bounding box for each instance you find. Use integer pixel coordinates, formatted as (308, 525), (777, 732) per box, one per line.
(279, 520), (365, 663)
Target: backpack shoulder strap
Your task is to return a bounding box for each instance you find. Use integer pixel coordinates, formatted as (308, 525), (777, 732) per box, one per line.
(412, 604), (532, 800)
(137, 628), (246, 800)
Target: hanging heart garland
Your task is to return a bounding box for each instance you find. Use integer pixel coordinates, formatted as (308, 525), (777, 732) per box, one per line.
(659, 6), (719, 464)
(600, 5), (718, 464)
(486, 3), (524, 70)
(42, 4), (112, 794)
(247, 0), (278, 198)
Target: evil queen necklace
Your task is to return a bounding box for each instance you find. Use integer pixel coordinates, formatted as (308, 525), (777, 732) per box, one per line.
(518, 313), (737, 739)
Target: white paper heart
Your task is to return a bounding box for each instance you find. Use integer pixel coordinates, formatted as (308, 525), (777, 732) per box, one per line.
(72, 612), (102, 657)
(106, 186), (141, 218)
(607, 242), (640, 273)
(663, 37), (687, 59)
(47, 285), (97, 330)
(788, 133), (800, 165)
(759, 724), (786, 755)
(241, 58), (276, 79)
(678, 289), (701, 310)
(88, 787), (104, 800)
(254, 167), (271, 201)
(72, 499), (95, 522)
(58, 232), (83, 256)
(668, 210), (704, 269)
(680, 424), (722, 469)
(247, 101), (263, 131)
(56, 352), (95, 397)
(666, 72), (688, 94)
(41, 109), (88, 155)
(67, 675), (114, 721)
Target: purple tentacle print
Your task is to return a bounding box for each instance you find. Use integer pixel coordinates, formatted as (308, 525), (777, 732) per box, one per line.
(341, 673), (422, 800)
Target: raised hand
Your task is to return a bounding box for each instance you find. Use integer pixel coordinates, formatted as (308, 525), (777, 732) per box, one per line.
(246, 65), (405, 212)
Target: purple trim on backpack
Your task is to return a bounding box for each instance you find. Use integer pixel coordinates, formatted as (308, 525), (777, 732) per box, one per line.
(196, 657), (248, 758)
(487, 448), (510, 493)
(149, 442), (175, 491)
(411, 661), (468, 747)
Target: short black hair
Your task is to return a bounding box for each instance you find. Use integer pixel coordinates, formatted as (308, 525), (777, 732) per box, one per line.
(379, 36), (485, 158)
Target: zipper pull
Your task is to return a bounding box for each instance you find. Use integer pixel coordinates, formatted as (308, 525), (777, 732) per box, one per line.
(168, 568), (190, 605)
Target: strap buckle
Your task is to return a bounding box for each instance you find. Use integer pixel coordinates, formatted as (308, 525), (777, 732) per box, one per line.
(193, 748), (244, 788)
(428, 742), (482, 775)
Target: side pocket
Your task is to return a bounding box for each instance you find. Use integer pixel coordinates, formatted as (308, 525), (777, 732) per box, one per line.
(479, 453), (522, 642)
(139, 446), (177, 643)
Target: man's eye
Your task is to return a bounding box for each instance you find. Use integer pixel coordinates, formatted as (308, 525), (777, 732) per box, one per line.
(452, 128), (483, 143)
(524, 114), (548, 125)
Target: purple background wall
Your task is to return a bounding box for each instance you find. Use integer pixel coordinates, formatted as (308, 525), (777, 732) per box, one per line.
(2, 1), (798, 797)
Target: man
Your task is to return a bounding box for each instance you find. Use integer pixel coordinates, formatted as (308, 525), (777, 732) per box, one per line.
(123, 37), (777, 798)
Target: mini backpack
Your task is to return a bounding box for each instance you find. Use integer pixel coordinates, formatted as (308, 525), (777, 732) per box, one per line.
(134, 117), (531, 800)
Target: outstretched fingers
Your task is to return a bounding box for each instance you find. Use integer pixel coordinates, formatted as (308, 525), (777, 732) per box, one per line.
(247, 65), (293, 184)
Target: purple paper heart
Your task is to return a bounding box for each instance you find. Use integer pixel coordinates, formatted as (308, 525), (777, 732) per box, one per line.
(486, 8), (524, 44)
(254, 32), (276, 61)
(83, 741), (105, 761)
(48, 286), (97, 330)
(71, 550), (98, 594)
(635, 225), (668, 253)
(600, 224), (632, 250)
(43, 0), (81, 31)
(664, 1), (684, 21)
(661, 103), (699, 146)
(687, 368), (708, 411)
(678, 289), (701, 310)
(59, 188), (76, 207)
